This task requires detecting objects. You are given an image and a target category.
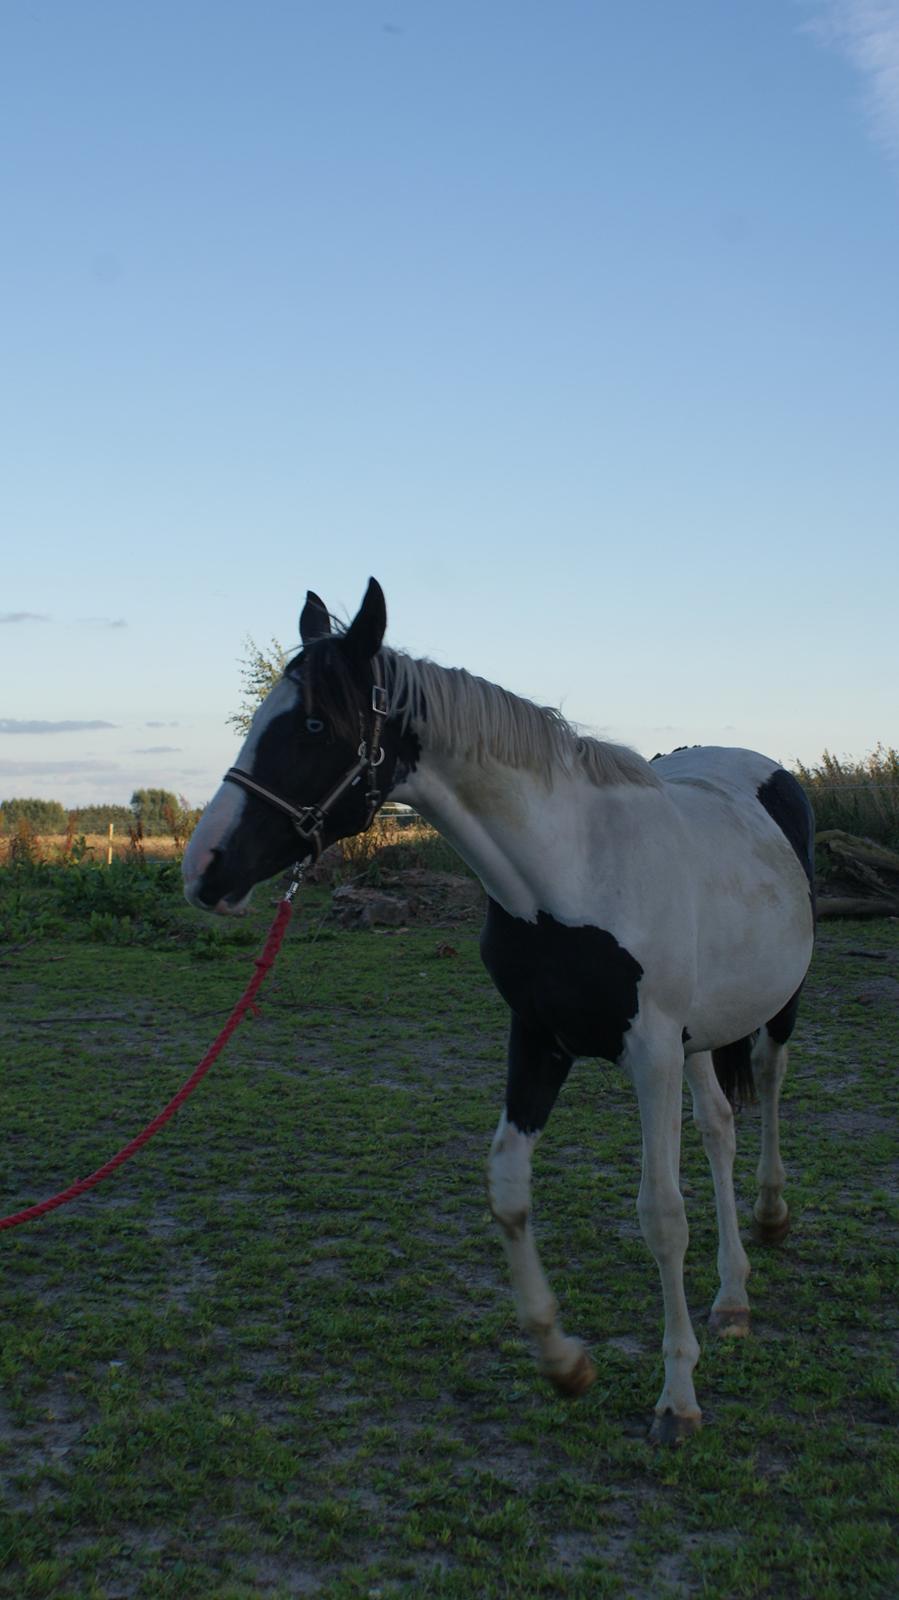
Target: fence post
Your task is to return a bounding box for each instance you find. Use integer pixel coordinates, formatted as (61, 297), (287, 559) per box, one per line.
(107, 822), (114, 866)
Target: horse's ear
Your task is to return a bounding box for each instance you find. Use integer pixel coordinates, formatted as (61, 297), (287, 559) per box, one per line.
(344, 577), (387, 662)
(299, 591), (331, 643)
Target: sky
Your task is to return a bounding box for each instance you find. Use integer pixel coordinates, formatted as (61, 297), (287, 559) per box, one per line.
(2, 0), (897, 809)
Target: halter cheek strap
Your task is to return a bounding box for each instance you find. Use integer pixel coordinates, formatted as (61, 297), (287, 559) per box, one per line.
(223, 658), (390, 862)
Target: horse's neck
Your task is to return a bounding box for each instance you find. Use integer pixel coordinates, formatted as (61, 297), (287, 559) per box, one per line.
(393, 744), (562, 919)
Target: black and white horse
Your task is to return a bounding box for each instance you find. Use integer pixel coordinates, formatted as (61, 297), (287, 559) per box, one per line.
(183, 578), (814, 1442)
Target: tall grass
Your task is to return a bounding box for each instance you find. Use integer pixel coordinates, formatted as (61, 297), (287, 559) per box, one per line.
(794, 745), (899, 849)
(0, 829), (181, 867)
(331, 816), (470, 882)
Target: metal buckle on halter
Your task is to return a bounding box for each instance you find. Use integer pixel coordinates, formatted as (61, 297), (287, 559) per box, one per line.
(371, 684), (389, 716)
(293, 806), (325, 841)
(284, 861), (307, 902)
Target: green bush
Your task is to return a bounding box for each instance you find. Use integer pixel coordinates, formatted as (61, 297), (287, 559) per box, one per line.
(52, 858), (182, 922)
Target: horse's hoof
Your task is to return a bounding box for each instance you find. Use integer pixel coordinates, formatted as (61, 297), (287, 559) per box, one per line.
(648, 1407), (702, 1446)
(708, 1307), (751, 1338)
(753, 1210), (790, 1245)
(546, 1349), (597, 1398)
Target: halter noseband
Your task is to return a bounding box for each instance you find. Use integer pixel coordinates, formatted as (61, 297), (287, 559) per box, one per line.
(223, 658), (389, 862)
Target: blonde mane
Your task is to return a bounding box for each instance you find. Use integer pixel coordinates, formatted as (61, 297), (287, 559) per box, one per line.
(384, 651), (659, 790)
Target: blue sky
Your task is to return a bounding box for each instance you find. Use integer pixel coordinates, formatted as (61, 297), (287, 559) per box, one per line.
(2, 0), (897, 808)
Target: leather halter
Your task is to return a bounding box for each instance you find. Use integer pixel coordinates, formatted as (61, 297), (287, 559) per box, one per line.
(223, 657), (389, 862)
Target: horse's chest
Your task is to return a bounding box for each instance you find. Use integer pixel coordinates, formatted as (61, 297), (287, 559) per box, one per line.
(480, 899), (644, 1063)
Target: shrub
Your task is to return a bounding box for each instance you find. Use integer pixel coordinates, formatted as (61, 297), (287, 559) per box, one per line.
(52, 858), (182, 925)
(7, 817), (42, 871)
(331, 816), (470, 885)
(161, 795), (203, 850)
(795, 746), (899, 849)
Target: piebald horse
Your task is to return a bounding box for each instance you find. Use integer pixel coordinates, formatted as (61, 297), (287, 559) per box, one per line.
(183, 578), (814, 1442)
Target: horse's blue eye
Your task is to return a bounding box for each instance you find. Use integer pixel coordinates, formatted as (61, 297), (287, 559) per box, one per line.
(306, 717), (324, 734)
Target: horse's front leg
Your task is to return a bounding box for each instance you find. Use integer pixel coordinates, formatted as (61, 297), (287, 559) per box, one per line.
(623, 1018), (701, 1443)
(486, 1015), (595, 1397)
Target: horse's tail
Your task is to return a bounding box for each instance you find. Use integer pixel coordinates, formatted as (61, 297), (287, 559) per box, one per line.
(712, 1036), (757, 1108)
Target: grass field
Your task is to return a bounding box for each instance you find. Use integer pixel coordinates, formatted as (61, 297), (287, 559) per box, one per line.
(0, 834), (182, 868)
(0, 870), (896, 1598)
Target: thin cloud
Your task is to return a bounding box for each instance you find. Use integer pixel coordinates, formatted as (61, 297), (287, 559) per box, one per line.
(0, 612), (128, 628)
(0, 718), (118, 735)
(0, 759), (121, 776)
(146, 720), (181, 728)
(132, 745), (181, 754)
(804, 1), (899, 161)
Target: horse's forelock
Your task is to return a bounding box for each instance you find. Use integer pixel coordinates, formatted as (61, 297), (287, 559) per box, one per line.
(295, 634), (368, 745)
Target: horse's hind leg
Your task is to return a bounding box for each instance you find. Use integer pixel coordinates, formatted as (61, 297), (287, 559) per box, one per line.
(685, 1052), (751, 1336)
(751, 1029), (791, 1241)
(486, 1017), (595, 1397)
(752, 988), (800, 1242)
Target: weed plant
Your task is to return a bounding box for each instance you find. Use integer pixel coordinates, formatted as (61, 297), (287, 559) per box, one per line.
(336, 818), (472, 884)
(795, 745), (899, 849)
(0, 856), (235, 952)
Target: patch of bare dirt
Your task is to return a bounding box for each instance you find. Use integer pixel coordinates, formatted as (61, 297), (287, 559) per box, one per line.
(854, 976), (899, 1007)
(330, 872), (484, 929)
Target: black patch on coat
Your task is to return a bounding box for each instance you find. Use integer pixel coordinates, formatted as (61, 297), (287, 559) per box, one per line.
(651, 745), (696, 761)
(766, 985), (803, 1045)
(390, 725), (422, 786)
(480, 899), (644, 1064)
(712, 1037), (757, 1108)
(505, 1014), (573, 1135)
(757, 769), (815, 908)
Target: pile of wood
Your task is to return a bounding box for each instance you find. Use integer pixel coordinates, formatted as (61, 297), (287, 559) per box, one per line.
(816, 830), (899, 918)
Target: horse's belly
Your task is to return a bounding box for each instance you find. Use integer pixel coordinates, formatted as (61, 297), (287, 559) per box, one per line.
(684, 892), (814, 1050)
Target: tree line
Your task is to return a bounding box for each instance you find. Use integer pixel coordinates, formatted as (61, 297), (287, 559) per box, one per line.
(0, 790), (202, 838)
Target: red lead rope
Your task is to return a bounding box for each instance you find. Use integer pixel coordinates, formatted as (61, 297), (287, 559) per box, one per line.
(0, 896), (296, 1232)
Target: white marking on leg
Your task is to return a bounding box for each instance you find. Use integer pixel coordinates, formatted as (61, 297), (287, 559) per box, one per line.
(685, 1052), (750, 1329)
(752, 1027), (790, 1230)
(625, 1028), (701, 1426)
(486, 1112), (592, 1389)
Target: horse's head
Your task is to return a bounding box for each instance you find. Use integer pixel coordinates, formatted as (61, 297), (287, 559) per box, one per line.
(183, 577), (396, 914)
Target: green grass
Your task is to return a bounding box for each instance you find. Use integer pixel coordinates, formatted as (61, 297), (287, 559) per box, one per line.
(0, 875), (896, 1598)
